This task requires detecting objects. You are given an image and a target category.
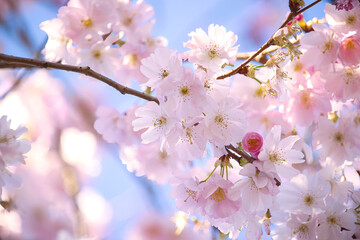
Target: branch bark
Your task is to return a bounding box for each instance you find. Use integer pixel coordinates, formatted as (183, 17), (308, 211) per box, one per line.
(217, 0), (322, 80)
(0, 53), (160, 104)
(225, 144), (256, 164)
(235, 38), (300, 63)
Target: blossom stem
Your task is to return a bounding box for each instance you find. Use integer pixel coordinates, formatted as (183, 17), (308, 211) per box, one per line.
(217, 0), (321, 80)
(0, 53), (160, 104)
(200, 166), (218, 184)
(252, 77), (262, 84)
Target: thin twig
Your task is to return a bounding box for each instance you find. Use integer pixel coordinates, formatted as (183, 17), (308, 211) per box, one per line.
(0, 53), (159, 104)
(217, 0), (322, 80)
(225, 150), (243, 165)
(0, 71), (26, 101)
(235, 38), (301, 63)
(225, 144), (255, 163)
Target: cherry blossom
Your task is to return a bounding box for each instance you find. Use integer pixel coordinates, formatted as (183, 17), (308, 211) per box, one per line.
(317, 197), (356, 239)
(276, 172), (331, 215)
(140, 47), (183, 90)
(184, 24), (238, 73)
(132, 100), (176, 145)
(0, 116), (30, 199)
(258, 125), (304, 179)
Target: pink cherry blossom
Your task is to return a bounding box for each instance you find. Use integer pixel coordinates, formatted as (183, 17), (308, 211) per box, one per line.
(140, 47), (183, 91)
(317, 197), (356, 239)
(228, 163), (278, 212)
(170, 170), (203, 214)
(276, 172), (331, 215)
(40, 18), (73, 62)
(166, 117), (207, 162)
(113, 0), (154, 40)
(313, 116), (360, 166)
(197, 174), (241, 219)
(0, 116), (30, 167)
(204, 97), (246, 153)
(58, 0), (116, 47)
(339, 32), (360, 66)
(132, 101), (176, 145)
(258, 125), (304, 179)
(325, 2), (360, 33)
(120, 141), (183, 184)
(285, 87), (331, 127)
(300, 23), (340, 70)
(184, 24), (238, 73)
(94, 106), (140, 146)
(272, 214), (318, 240)
(322, 63), (360, 101)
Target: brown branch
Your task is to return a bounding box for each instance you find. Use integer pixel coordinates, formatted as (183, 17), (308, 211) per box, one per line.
(225, 144), (255, 164)
(236, 38), (301, 63)
(225, 150), (243, 165)
(0, 53), (160, 104)
(217, 0), (322, 80)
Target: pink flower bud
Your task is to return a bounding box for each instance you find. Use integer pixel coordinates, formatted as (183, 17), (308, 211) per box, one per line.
(294, 14), (303, 21)
(241, 132), (263, 157)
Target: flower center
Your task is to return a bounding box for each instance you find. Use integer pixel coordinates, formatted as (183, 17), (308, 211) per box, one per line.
(158, 151), (167, 165)
(81, 18), (92, 27)
(208, 44), (218, 59)
(294, 62), (303, 72)
(93, 50), (102, 59)
(334, 132), (344, 147)
(123, 54), (138, 67)
(0, 136), (11, 144)
(181, 87), (189, 95)
(344, 67), (356, 84)
(327, 215), (339, 226)
(269, 151), (285, 163)
(300, 92), (312, 109)
(346, 15), (356, 25)
(214, 114), (228, 128)
(210, 187), (226, 202)
(123, 13), (136, 26)
(303, 194), (314, 206)
(160, 69), (169, 79)
(293, 224), (309, 237)
(154, 116), (167, 127)
(184, 187), (197, 202)
(342, 38), (356, 50)
(322, 40), (334, 53)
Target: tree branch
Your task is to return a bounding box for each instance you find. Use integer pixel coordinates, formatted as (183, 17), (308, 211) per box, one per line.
(225, 144), (256, 164)
(235, 38), (300, 63)
(217, 0), (321, 80)
(0, 53), (160, 104)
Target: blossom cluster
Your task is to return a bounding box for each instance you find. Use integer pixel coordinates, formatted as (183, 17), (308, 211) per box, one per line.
(2, 0), (359, 239)
(0, 116), (30, 200)
(41, 0), (167, 86)
(91, 2), (360, 239)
